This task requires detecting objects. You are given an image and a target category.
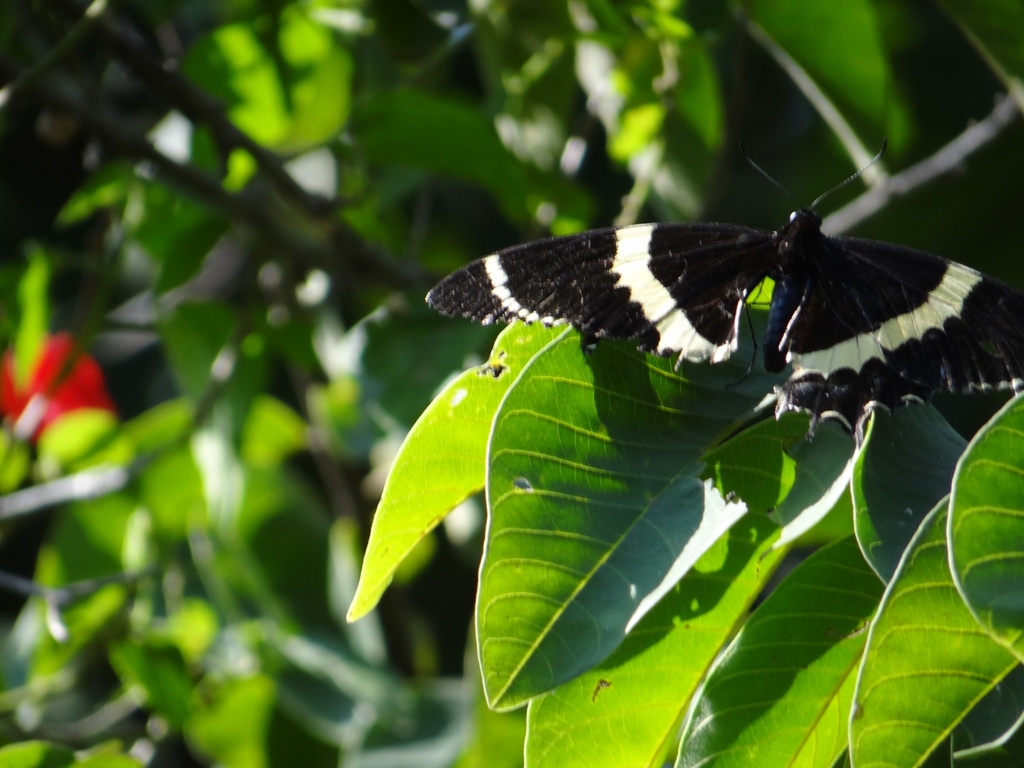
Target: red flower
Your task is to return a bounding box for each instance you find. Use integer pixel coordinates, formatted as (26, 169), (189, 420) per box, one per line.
(0, 333), (116, 441)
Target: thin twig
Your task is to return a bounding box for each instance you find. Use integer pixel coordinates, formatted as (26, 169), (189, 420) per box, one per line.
(31, 688), (142, 742)
(0, 566), (155, 606)
(746, 19), (886, 188)
(0, 465), (130, 520)
(822, 93), (1020, 235)
(0, 669), (76, 715)
(0, 0), (106, 111)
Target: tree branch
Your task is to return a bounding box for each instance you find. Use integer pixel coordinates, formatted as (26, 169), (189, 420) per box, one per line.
(0, 0), (106, 111)
(822, 93), (1020, 235)
(2, 0), (433, 293)
(52, 0), (336, 216)
(7, 67), (429, 290)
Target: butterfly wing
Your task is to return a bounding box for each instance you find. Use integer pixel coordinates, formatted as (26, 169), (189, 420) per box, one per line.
(778, 236), (1024, 429)
(427, 222), (776, 365)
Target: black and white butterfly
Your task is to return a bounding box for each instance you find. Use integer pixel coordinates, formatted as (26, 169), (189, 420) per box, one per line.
(426, 209), (1024, 436)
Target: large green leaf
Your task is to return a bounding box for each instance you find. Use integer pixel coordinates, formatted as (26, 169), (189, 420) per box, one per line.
(478, 329), (787, 709)
(949, 395), (1024, 660)
(791, 670), (860, 768)
(678, 537), (882, 768)
(348, 324), (563, 621)
(853, 406), (966, 581)
(773, 422), (855, 547)
(523, 408), (860, 767)
(955, 713), (1024, 766)
(525, 514), (783, 768)
(851, 500), (1017, 767)
(357, 302), (499, 429)
(954, 664), (1024, 755)
(936, 0), (1024, 108)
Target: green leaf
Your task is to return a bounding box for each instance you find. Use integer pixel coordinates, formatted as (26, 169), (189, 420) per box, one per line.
(139, 446), (205, 539)
(478, 328), (786, 709)
(31, 585), (127, 677)
(454, 696), (526, 768)
(791, 670), (860, 768)
(55, 162), (132, 228)
(122, 398), (193, 455)
(702, 412), (855, 545)
(75, 754), (143, 768)
(675, 39), (724, 150)
(160, 302), (234, 402)
(935, 0), (1024, 108)
(701, 413), (807, 514)
(678, 537), (882, 768)
(183, 25), (290, 147)
(354, 89), (530, 223)
(0, 429), (30, 492)
(0, 741), (74, 768)
(357, 302), (499, 429)
(36, 493), (135, 585)
(526, 516), (783, 768)
(851, 500), (1017, 767)
(524, 415), (860, 768)
(278, 10), (353, 149)
(109, 641), (195, 728)
(609, 102), (665, 161)
(348, 323), (562, 621)
(239, 465), (332, 627)
(949, 395), (1024, 659)
(270, 630), (394, 748)
(955, 664), (1024, 754)
(36, 409), (133, 472)
(14, 246), (49, 387)
(241, 395), (307, 467)
(186, 674), (277, 768)
(853, 406), (966, 581)
(956, 713), (1024, 765)
(772, 422), (855, 547)
(749, 0), (907, 145)
(359, 680), (473, 768)
(148, 597), (219, 665)
(133, 186), (228, 293)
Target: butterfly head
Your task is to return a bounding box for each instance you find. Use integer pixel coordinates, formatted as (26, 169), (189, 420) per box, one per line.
(778, 208), (824, 259)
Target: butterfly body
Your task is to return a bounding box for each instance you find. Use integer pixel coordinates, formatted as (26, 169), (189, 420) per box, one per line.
(427, 211), (1024, 436)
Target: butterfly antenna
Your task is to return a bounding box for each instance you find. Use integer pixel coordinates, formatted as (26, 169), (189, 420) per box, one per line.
(738, 141), (802, 209)
(811, 139), (888, 209)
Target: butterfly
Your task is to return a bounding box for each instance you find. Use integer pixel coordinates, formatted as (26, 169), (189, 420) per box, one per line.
(426, 208), (1024, 437)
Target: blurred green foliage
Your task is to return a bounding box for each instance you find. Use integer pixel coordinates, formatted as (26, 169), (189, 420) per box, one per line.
(0, 0), (1023, 766)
